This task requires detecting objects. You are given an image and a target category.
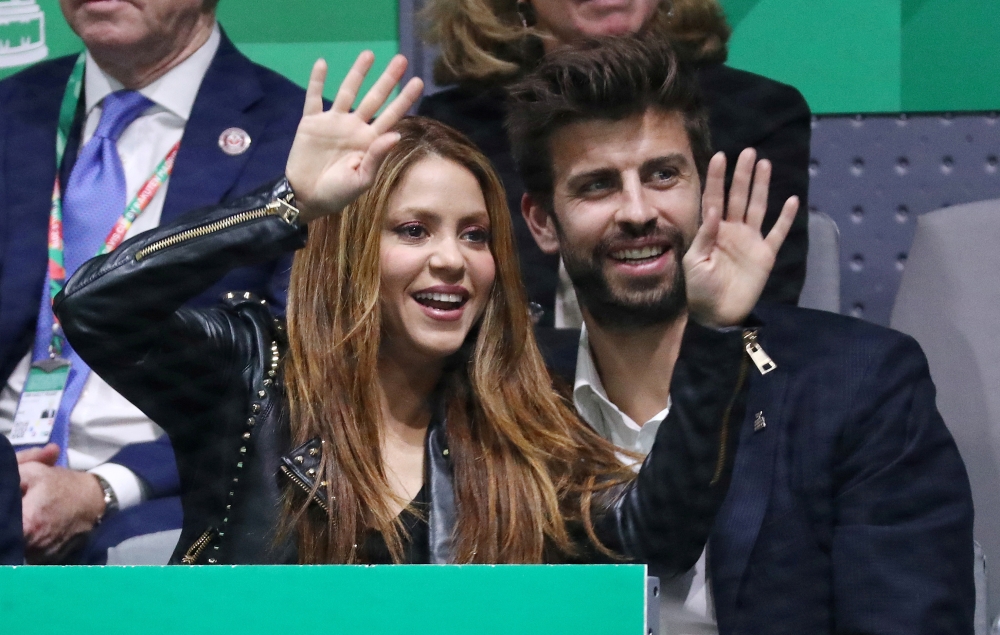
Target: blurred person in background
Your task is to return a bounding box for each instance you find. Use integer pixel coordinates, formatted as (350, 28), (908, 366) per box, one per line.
(419, 0), (810, 326)
(0, 0), (306, 563)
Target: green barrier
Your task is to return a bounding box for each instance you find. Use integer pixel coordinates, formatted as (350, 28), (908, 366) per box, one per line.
(0, 564), (655, 635)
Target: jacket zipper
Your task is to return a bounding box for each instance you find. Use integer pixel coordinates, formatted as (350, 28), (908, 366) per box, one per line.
(710, 337), (752, 486)
(743, 329), (776, 375)
(134, 195), (299, 262)
(180, 527), (218, 564)
(279, 464), (330, 513)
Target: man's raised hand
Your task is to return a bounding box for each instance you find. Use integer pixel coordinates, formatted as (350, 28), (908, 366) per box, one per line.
(683, 149), (799, 328)
(285, 52), (424, 222)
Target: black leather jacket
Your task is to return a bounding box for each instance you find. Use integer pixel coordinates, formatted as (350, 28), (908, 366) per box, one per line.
(55, 179), (749, 567)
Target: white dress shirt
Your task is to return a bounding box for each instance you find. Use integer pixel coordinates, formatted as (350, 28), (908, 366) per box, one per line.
(573, 325), (719, 635)
(0, 24), (221, 510)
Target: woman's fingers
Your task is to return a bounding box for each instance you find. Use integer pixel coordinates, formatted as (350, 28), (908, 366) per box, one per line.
(358, 132), (404, 183)
(303, 59), (328, 117)
(372, 77), (425, 135)
(764, 196), (800, 253)
(701, 152), (727, 223)
(746, 159), (772, 231)
(332, 51), (376, 113)
(726, 148), (756, 223)
(354, 54), (409, 122)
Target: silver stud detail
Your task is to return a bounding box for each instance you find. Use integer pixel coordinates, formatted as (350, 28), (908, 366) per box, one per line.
(308, 447), (319, 457)
(247, 417), (256, 427)
(258, 390), (266, 398)
(294, 455), (304, 464)
(754, 411), (767, 432)
(226, 292), (234, 299)
(239, 446), (247, 454)
(243, 432), (251, 440)
(208, 558), (218, 564)
(243, 292), (251, 300)
(306, 468), (316, 478)
(442, 449), (450, 456)
(252, 404), (261, 414)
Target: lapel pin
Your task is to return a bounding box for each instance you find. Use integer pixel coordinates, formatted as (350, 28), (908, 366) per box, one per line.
(218, 127), (252, 156)
(754, 411), (767, 432)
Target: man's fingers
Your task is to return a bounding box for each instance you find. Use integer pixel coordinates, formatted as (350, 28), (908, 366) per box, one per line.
(765, 196), (800, 253)
(726, 148), (756, 223)
(17, 443), (60, 466)
(689, 204), (722, 262)
(332, 51), (375, 113)
(701, 152), (727, 221)
(746, 159), (772, 231)
(372, 77), (425, 135)
(354, 54), (409, 123)
(303, 59), (328, 117)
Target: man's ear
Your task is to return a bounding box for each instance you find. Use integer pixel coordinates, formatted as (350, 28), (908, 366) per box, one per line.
(521, 193), (561, 255)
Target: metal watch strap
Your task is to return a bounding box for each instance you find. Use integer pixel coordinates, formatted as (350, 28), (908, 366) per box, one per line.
(94, 474), (119, 522)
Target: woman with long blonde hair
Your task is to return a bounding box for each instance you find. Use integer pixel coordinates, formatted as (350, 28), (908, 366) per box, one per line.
(56, 53), (749, 565)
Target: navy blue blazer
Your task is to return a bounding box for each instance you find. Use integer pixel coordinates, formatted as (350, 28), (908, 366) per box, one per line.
(0, 32), (306, 554)
(538, 304), (975, 634)
(0, 433), (23, 564)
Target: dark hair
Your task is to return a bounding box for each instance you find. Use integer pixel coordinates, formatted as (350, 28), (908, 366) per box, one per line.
(505, 36), (712, 209)
(203, 0), (220, 10)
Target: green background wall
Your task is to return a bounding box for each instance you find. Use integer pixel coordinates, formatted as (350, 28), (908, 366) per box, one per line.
(721, 0), (1000, 113)
(1, 1), (998, 114)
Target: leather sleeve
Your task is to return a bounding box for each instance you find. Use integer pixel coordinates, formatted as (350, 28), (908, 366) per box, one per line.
(830, 333), (974, 634)
(53, 178), (307, 446)
(592, 322), (749, 575)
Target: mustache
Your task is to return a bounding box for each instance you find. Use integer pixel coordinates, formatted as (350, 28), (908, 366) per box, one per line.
(594, 224), (688, 256)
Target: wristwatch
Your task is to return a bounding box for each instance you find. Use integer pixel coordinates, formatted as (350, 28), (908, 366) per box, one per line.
(93, 474), (119, 522)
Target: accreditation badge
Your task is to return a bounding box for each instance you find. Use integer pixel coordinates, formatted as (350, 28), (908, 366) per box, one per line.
(9, 358), (71, 446)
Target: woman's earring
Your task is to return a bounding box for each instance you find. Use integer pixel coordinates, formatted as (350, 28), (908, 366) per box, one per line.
(516, 0), (537, 28)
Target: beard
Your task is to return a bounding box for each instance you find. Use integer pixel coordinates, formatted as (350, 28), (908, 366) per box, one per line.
(560, 225), (688, 331)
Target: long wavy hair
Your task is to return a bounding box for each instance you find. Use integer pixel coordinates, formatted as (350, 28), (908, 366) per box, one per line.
(423, 0), (731, 85)
(282, 117), (633, 564)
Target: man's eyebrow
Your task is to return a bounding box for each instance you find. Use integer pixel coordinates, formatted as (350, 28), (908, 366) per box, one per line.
(639, 153), (691, 173)
(565, 167), (620, 189)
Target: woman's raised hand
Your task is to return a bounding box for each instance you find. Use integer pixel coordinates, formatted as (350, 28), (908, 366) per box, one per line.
(683, 149), (799, 328)
(285, 52), (424, 222)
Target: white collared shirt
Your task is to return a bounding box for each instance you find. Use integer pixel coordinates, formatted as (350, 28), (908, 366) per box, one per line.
(573, 325), (718, 634)
(0, 24), (221, 510)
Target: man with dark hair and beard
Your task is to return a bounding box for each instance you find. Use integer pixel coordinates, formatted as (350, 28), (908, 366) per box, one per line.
(509, 37), (975, 635)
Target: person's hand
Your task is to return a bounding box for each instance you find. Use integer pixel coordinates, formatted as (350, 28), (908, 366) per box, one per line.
(683, 149), (799, 328)
(17, 444), (105, 563)
(285, 52), (424, 223)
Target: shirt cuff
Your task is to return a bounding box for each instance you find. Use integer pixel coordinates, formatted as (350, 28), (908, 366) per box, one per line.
(87, 462), (146, 511)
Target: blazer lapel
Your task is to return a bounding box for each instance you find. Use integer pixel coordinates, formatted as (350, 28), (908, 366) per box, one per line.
(0, 58), (76, 379)
(161, 32), (264, 223)
(710, 363), (789, 623)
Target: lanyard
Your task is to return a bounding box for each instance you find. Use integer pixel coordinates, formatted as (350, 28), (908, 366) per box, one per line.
(45, 55), (179, 356)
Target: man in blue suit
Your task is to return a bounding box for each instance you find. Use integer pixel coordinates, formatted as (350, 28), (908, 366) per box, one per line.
(0, 434), (23, 564)
(510, 38), (975, 634)
(0, 0), (304, 563)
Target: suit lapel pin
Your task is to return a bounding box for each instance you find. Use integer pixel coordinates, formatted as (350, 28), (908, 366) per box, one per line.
(218, 127), (251, 156)
(754, 411), (767, 432)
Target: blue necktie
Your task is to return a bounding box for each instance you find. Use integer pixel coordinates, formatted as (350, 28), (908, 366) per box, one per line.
(29, 90), (153, 465)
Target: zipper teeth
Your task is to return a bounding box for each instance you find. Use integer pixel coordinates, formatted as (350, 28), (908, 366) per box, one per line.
(134, 200), (286, 261)
(280, 465), (329, 513)
(710, 345), (751, 486)
(180, 528), (216, 564)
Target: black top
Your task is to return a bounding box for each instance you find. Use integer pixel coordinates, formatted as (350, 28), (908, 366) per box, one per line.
(418, 64), (812, 324)
(360, 485), (430, 564)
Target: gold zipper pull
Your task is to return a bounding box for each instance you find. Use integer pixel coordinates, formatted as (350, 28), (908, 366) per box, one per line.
(180, 527), (217, 564)
(270, 195), (300, 224)
(743, 329), (776, 375)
